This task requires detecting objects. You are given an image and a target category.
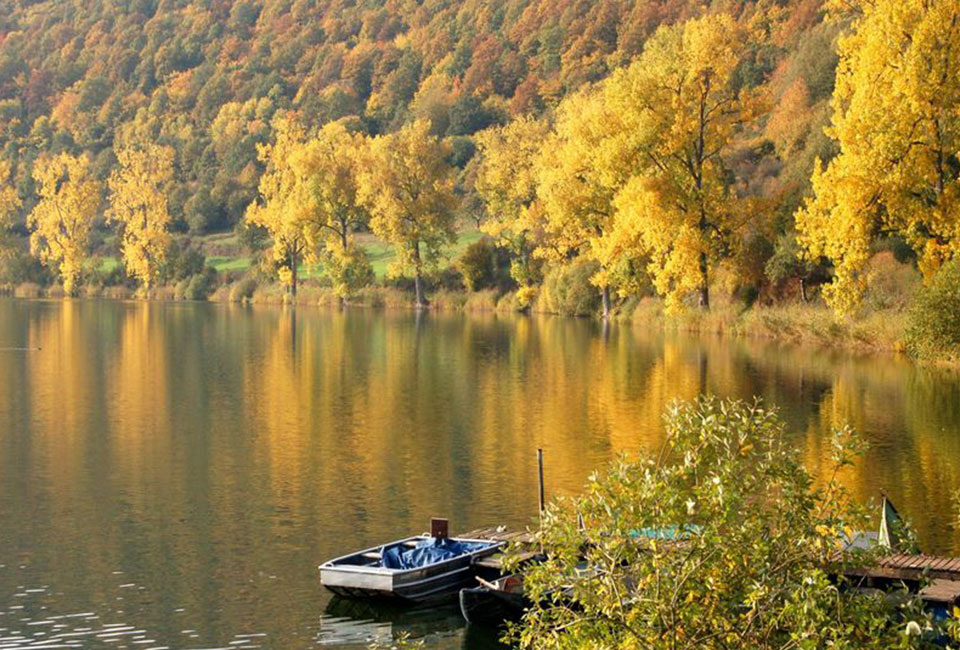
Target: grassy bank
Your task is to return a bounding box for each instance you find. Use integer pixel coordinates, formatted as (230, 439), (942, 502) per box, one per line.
(623, 298), (907, 353)
(1, 243), (924, 358)
(1, 276), (911, 357)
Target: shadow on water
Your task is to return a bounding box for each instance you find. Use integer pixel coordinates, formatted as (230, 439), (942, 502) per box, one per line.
(460, 623), (509, 650)
(319, 597), (467, 647)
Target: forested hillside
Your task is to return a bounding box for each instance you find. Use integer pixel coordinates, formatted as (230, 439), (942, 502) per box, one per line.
(1, 0), (958, 359)
(0, 0), (828, 231)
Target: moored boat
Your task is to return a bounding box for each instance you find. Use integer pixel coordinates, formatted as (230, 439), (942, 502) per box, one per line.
(320, 534), (504, 603)
(459, 575), (527, 627)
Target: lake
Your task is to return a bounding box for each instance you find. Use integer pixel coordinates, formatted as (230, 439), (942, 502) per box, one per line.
(0, 298), (958, 649)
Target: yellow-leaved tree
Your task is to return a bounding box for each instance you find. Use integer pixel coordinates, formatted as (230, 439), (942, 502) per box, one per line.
(600, 14), (758, 312)
(28, 154), (102, 295)
(796, 0), (960, 314)
(295, 121), (373, 301)
(357, 120), (458, 308)
(475, 116), (550, 291)
(536, 88), (622, 318)
(107, 143), (174, 290)
(246, 115), (312, 297)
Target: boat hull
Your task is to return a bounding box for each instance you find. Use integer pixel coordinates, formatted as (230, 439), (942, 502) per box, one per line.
(459, 585), (527, 627)
(320, 536), (503, 604)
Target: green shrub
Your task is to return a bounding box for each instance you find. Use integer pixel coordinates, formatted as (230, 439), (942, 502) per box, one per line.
(85, 260), (130, 289)
(228, 276), (258, 302)
(863, 251), (919, 312)
(457, 238), (511, 292)
(905, 258), (960, 361)
(183, 267), (219, 301)
(164, 240), (206, 283)
(323, 243), (375, 298)
(537, 259), (601, 316)
(0, 238), (52, 286)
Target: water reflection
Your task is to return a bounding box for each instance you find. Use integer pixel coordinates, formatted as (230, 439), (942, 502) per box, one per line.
(0, 298), (958, 649)
(319, 599), (465, 648)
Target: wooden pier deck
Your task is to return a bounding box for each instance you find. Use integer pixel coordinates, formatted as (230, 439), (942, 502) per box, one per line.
(858, 553), (960, 582)
(462, 526), (960, 606)
(462, 526), (535, 545)
(846, 553), (960, 606)
(461, 526), (539, 571)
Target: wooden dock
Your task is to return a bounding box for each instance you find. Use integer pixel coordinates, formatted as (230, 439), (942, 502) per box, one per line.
(846, 554), (960, 606)
(858, 553), (960, 582)
(462, 526), (535, 545)
(462, 526), (960, 606)
(461, 527), (539, 572)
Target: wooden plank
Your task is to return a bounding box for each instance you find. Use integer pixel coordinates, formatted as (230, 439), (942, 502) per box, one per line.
(466, 525), (960, 585)
(919, 580), (960, 605)
(472, 550), (541, 571)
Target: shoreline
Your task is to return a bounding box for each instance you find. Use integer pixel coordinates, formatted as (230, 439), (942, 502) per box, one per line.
(0, 281), (921, 361)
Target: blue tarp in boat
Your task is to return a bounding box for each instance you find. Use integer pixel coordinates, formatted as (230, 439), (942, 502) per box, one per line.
(380, 537), (494, 570)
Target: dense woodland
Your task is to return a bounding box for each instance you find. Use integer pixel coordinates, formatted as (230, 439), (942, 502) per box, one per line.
(0, 0), (957, 355)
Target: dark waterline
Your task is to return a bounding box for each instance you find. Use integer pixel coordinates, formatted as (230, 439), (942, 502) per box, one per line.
(1, 298), (958, 649)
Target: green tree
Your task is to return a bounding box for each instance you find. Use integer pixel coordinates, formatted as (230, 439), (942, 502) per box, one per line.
(764, 232), (826, 302)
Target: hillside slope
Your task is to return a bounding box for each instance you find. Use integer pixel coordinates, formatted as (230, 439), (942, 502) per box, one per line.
(0, 0), (832, 233)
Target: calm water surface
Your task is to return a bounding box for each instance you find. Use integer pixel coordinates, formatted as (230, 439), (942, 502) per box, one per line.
(1, 298), (959, 649)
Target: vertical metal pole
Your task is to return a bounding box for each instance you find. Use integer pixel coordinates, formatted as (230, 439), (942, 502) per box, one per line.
(538, 448), (545, 514)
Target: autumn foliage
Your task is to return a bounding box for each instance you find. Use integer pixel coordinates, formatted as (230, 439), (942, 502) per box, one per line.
(0, 0), (956, 327)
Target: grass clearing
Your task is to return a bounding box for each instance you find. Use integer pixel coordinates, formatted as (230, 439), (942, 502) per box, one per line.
(195, 227), (485, 280)
(207, 256), (252, 272)
(356, 227), (485, 279)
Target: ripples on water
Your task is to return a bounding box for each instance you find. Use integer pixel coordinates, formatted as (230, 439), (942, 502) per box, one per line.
(1, 299), (959, 649)
(0, 561), (282, 650)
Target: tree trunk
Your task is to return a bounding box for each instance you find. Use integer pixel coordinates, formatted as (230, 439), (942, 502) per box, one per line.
(697, 250), (709, 309)
(290, 248), (298, 299)
(340, 223), (350, 309)
(601, 285), (612, 320)
(413, 241), (427, 309)
(414, 271), (425, 308)
(799, 277), (808, 303)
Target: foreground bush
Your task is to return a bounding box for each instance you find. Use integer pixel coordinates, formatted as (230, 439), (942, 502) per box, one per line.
(509, 397), (943, 650)
(905, 258), (960, 361)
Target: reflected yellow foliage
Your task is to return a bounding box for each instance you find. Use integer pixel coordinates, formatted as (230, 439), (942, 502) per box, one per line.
(1, 299), (959, 649)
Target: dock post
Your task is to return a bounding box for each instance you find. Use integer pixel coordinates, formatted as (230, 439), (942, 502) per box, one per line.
(538, 448), (545, 554)
(431, 517), (449, 540)
(538, 448), (545, 514)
